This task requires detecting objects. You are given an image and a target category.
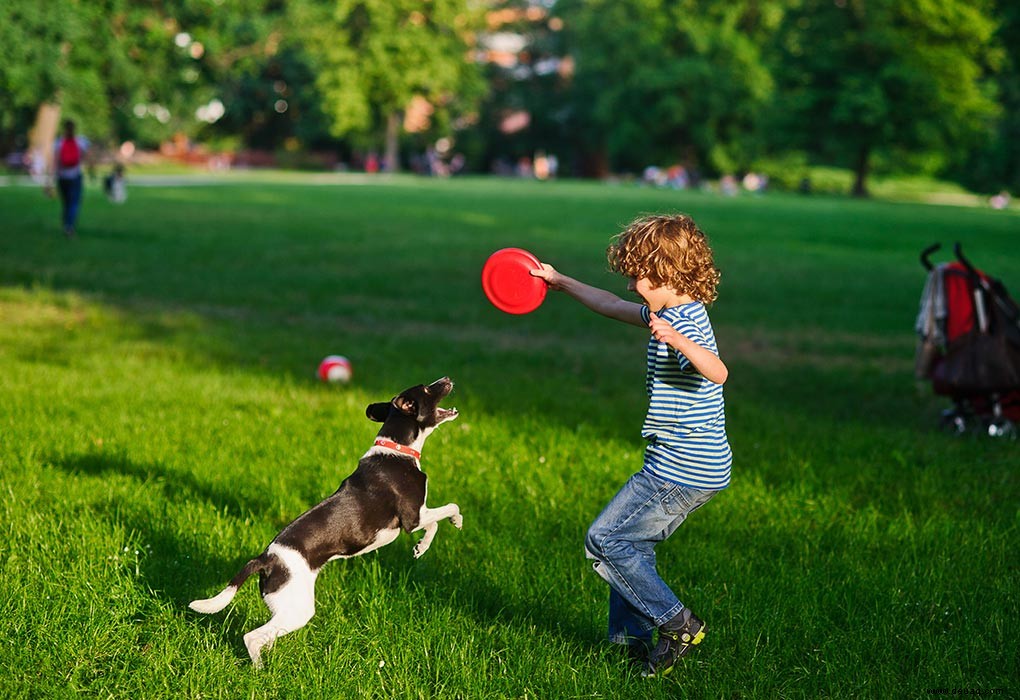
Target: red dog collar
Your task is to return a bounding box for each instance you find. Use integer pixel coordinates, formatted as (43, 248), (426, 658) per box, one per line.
(374, 439), (421, 460)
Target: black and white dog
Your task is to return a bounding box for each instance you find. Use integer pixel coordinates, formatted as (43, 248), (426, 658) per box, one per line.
(189, 377), (462, 667)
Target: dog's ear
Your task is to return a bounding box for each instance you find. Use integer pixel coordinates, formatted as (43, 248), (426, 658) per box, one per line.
(393, 395), (418, 417)
(365, 402), (391, 422)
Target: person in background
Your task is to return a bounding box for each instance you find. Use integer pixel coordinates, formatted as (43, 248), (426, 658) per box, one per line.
(104, 163), (127, 204)
(50, 119), (90, 237)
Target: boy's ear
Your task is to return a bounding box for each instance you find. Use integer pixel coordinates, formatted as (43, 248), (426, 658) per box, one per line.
(365, 402), (390, 422)
(393, 395), (417, 416)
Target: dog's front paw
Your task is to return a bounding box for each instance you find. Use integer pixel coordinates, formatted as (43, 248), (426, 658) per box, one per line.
(450, 513), (463, 529)
(413, 541), (430, 559)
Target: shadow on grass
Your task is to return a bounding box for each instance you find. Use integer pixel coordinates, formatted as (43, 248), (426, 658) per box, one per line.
(49, 451), (273, 659)
(56, 451), (279, 521)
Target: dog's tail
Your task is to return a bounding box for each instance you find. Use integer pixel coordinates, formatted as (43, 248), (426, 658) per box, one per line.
(188, 555), (269, 614)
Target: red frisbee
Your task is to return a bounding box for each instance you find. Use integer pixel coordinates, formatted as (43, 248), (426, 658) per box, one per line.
(481, 247), (547, 314)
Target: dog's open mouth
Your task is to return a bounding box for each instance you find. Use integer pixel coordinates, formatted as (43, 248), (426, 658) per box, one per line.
(438, 407), (458, 421)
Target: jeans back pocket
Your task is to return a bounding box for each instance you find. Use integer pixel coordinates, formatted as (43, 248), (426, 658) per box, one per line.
(661, 485), (714, 517)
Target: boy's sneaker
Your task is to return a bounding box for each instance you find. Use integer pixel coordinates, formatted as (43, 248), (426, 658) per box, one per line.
(642, 610), (705, 678)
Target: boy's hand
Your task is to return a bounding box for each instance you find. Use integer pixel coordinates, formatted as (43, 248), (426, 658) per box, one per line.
(648, 311), (682, 346)
(530, 263), (563, 290)
(649, 311), (729, 384)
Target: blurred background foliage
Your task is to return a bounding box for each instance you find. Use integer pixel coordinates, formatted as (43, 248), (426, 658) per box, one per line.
(1, 0), (1016, 195)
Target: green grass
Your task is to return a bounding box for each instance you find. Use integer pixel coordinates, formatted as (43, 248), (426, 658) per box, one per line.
(1, 175), (1017, 698)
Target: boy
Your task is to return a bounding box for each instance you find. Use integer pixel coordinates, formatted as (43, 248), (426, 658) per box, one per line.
(530, 213), (731, 677)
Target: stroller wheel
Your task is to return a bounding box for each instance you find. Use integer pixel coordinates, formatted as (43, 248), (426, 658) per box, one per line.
(939, 408), (968, 435)
(986, 419), (1017, 439)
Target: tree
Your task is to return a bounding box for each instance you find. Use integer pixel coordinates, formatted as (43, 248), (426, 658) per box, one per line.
(104, 1), (289, 148)
(0, 0), (287, 156)
(209, 46), (334, 152)
(289, 0), (486, 172)
(0, 1), (112, 153)
(770, 0), (1002, 196)
(950, 0), (1020, 193)
(555, 0), (783, 177)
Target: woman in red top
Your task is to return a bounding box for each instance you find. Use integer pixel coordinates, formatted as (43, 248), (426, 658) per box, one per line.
(51, 119), (89, 237)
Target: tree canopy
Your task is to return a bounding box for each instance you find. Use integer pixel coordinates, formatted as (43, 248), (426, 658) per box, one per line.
(556, 0), (785, 177)
(1, 0), (1015, 194)
(769, 0), (1002, 195)
(288, 0), (486, 170)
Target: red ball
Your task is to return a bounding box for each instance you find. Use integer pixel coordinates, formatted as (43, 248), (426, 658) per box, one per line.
(317, 355), (352, 383)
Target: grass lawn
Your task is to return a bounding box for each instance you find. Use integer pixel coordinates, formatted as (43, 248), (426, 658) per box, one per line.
(1, 174), (1017, 699)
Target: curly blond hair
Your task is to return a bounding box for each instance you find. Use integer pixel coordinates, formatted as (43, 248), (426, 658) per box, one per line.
(606, 214), (721, 303)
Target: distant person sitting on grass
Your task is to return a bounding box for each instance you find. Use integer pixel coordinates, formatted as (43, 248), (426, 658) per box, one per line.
(989, 191), (1011, 210)
(104, 163), (127, 204)
(49, 119), (90, 237)
(530, 214), (732, 678)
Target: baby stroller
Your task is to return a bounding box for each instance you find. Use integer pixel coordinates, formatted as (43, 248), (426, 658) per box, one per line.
(915, 243), (1020, 437)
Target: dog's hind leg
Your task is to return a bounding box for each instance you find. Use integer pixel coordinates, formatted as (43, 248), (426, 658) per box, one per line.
(411, 503), (462, 558)
(243, 545), (317, 668)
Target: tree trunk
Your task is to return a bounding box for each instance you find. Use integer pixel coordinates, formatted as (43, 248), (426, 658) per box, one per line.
(577, 145), (609, 179)
(29, 102), (62, 179)
(383, 112), (400, 173)
(852, 142), (870, 198)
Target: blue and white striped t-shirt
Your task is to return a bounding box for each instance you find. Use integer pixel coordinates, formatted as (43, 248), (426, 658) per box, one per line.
(639, 303), (732, 489)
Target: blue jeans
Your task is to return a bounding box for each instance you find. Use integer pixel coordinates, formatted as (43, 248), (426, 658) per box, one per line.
(58, 175), (83, 232)
(585, 469), (715, 644)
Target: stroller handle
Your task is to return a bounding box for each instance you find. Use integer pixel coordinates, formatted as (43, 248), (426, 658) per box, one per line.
(920, 243), (941, 271)
(953, 242), (995, 293)
(953, 242), (980, 277)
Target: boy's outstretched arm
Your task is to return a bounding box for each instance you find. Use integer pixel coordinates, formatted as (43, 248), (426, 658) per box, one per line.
(531, 264), (645, 327)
